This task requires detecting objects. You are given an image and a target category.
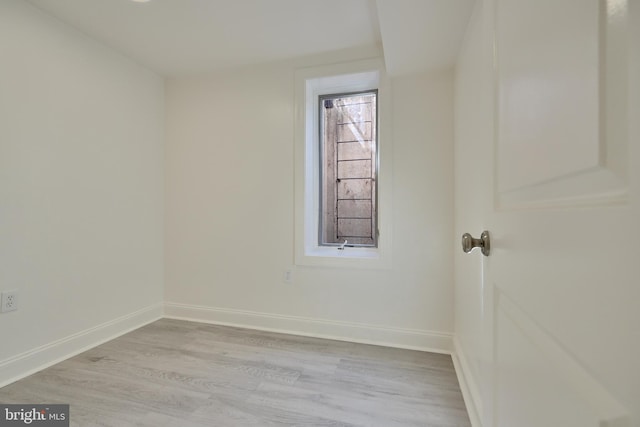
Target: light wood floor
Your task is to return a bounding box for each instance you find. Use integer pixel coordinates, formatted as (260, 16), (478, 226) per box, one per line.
(0, 319), (471, 426)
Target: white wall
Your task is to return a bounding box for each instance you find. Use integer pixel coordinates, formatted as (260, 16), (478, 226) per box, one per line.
(0, 0), (164, 384)
(165, 50), (455, 351)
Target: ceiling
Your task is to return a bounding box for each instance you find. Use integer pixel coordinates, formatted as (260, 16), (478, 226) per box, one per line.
(26, 0), (474, 77)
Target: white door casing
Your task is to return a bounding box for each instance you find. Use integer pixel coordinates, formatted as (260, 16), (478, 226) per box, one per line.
(454, 1), (639, 426)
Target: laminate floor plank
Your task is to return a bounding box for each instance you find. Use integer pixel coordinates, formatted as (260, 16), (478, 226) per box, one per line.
(0, 319), (471, 426)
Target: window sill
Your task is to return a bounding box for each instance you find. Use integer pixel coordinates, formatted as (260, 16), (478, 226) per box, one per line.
(296, 245), (391, 269)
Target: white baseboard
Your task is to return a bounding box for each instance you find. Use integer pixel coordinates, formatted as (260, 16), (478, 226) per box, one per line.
(164, 302), (453, 354)
(0, 303), (164, 388)
(452, 336), (483, 427)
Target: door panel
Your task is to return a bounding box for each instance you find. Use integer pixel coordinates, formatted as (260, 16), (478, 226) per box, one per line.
(489, 0), (637, 426)
(494, 291), (628, 427)
(497, 0), (600, 193)
(496, 0), (629, 208)
(454, 0), (639, 426)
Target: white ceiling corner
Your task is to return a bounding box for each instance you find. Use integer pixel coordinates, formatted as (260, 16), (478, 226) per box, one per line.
(375, 0), (476, 76)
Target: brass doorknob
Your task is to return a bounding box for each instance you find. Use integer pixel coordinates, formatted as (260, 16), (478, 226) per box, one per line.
(461, 231), (490, 256)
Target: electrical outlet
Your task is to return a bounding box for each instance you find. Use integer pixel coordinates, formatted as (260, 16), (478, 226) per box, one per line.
(283, 270), (293, 284)
(1, 290), (18, 313)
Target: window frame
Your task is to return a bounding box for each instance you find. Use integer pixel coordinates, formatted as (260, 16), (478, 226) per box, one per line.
(294, 58), (392, 269)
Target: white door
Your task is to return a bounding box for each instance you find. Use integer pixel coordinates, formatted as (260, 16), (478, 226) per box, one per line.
(455, 1), (639, 426)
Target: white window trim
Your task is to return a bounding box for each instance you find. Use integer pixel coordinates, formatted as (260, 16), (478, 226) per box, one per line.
(294, 58), (392, 269)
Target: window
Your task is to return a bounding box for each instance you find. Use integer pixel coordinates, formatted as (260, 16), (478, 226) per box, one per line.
(294, 58), (392, 268)
(319, 91), (377, 247)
